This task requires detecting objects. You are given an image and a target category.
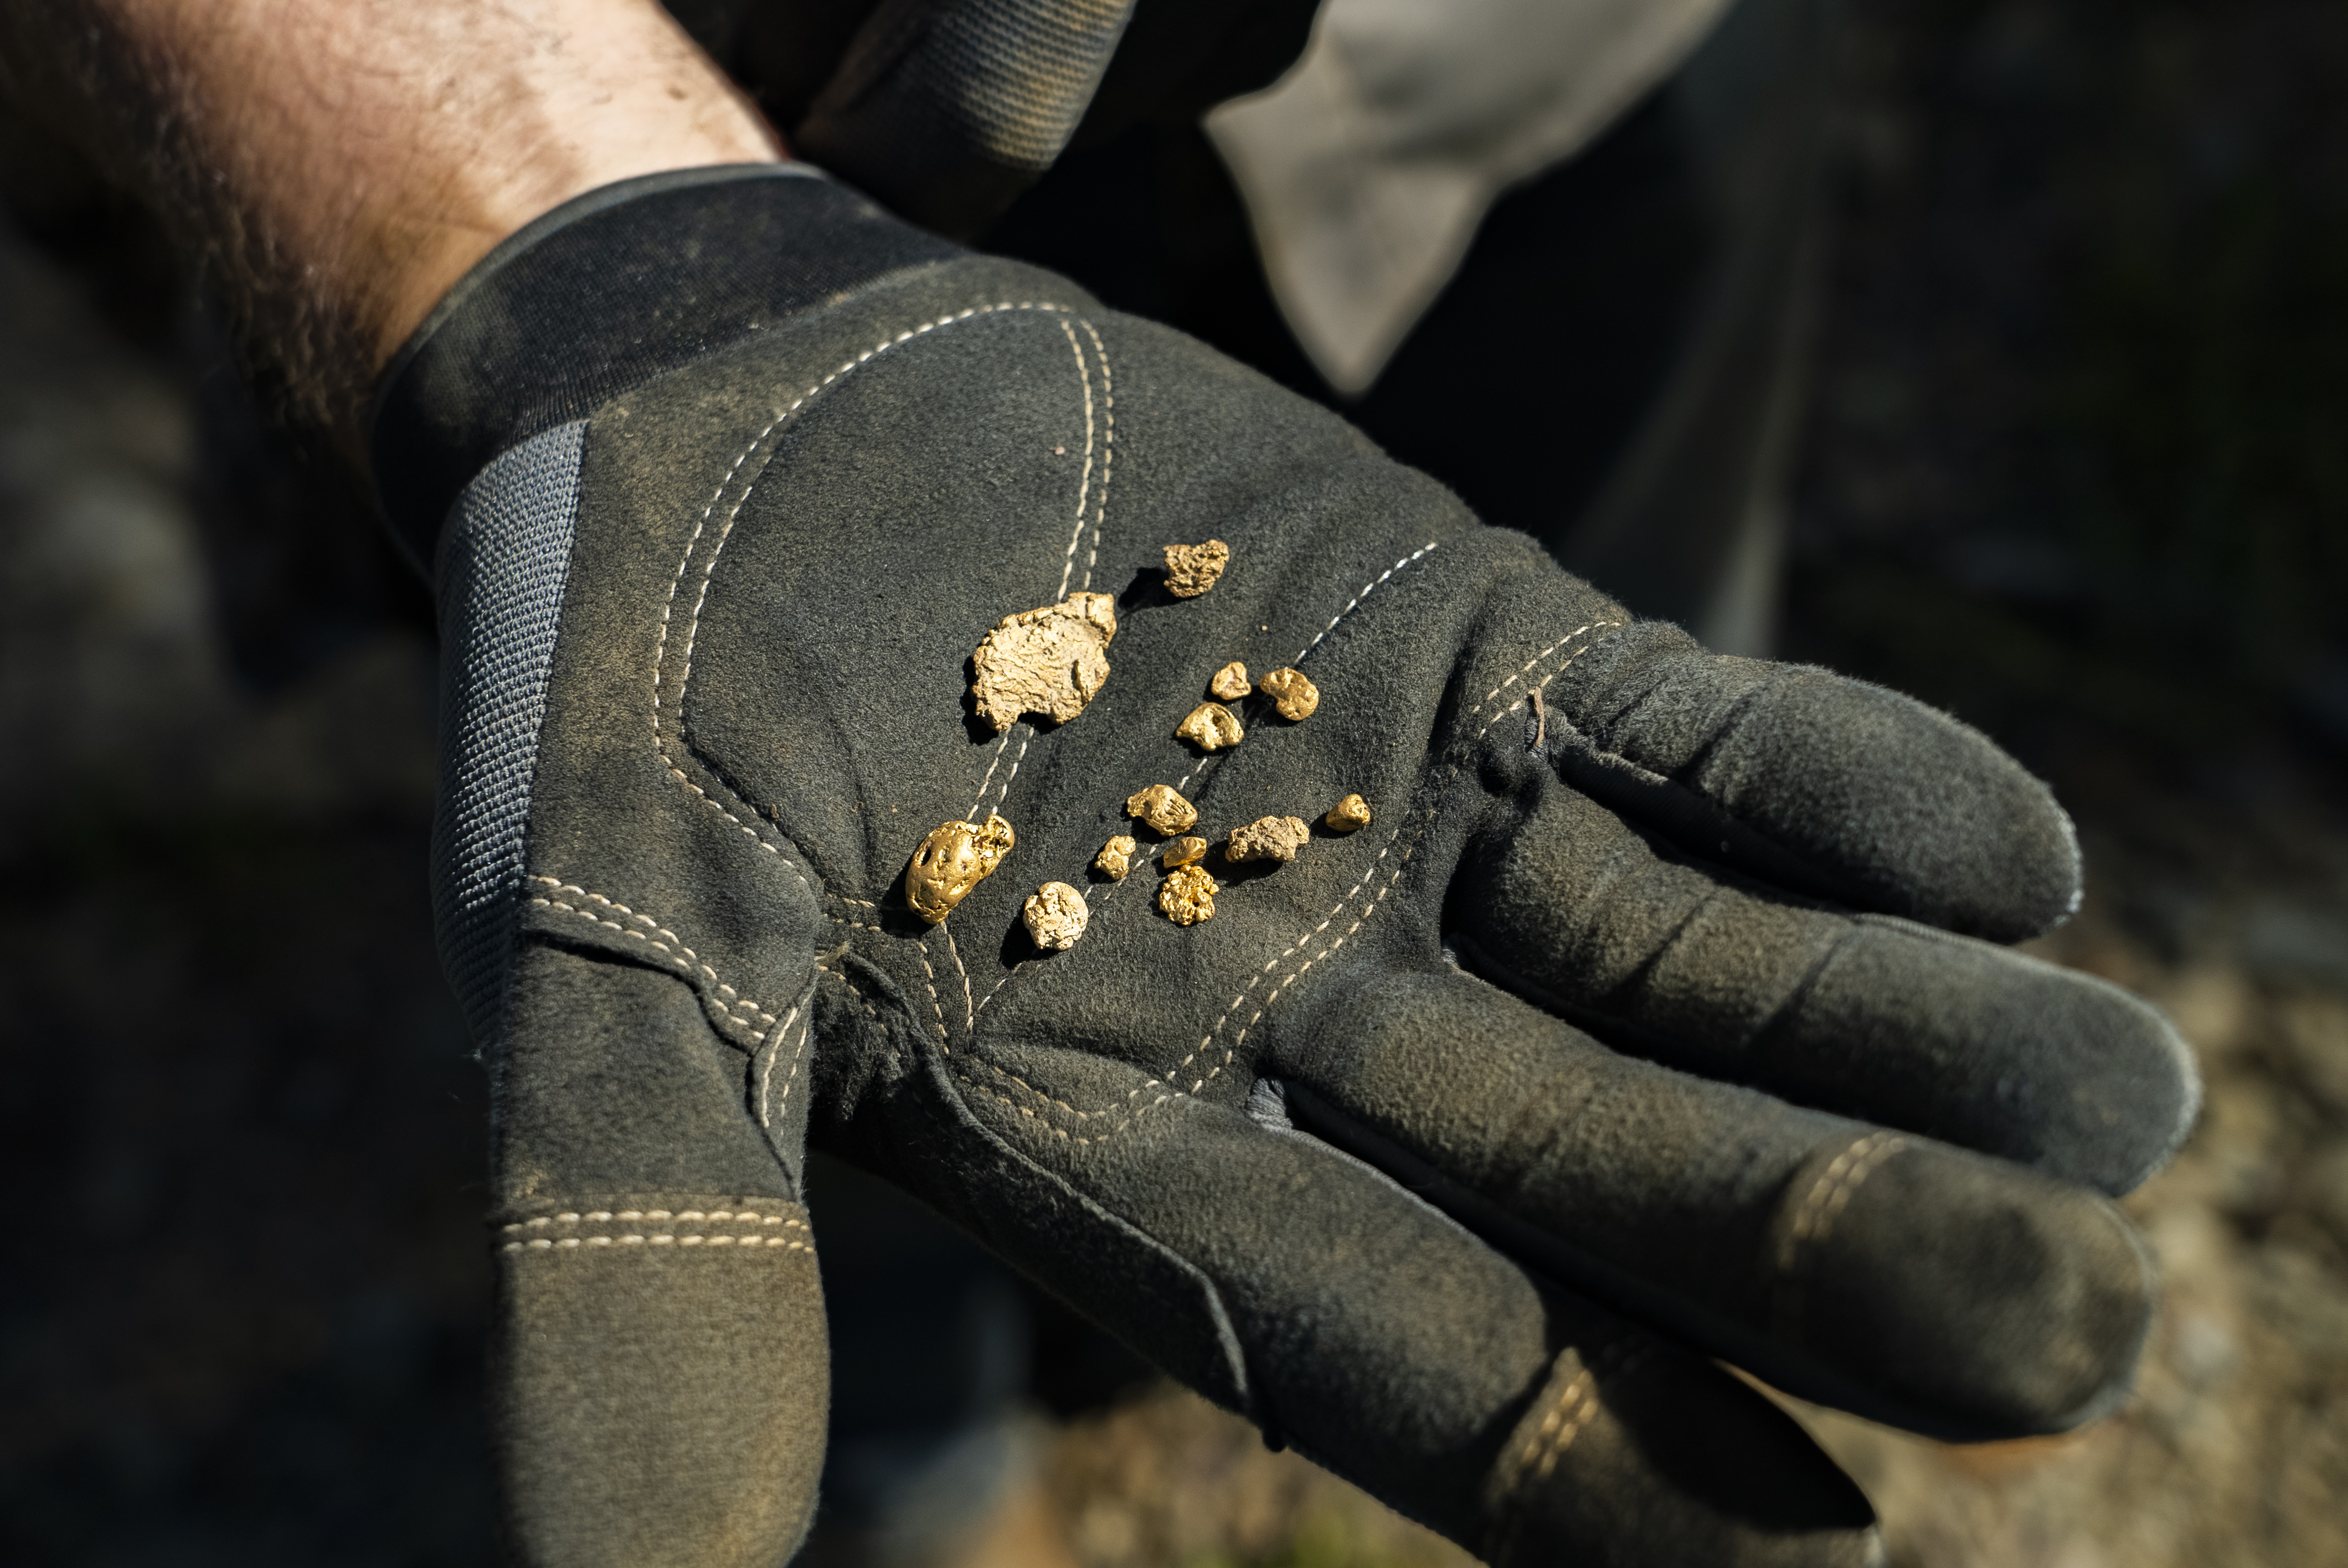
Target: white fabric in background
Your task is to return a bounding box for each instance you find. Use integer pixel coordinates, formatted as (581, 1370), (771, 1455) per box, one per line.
(1206, 0), (1734, 395)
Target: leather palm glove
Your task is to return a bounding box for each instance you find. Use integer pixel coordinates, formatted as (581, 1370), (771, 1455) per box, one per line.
(374, 166), (2199, 1568)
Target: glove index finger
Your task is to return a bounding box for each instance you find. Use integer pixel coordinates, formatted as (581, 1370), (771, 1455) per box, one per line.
(1542, 621), (2081, 942)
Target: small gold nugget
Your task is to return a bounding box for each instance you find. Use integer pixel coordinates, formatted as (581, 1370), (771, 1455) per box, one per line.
(1125, 784), (1198, 836)
(1258, 667), (1319, 721)
(1095, 834), (1139, 880)
(1022, 882), (1090, 950)
(1159, 864), (1219, 925)
(1226, 815), (1310, 865)
(1163, 835), (1209, 868)
(1325, 794), (1372, 832)
(1209, 661), (1252, 701)
(1163, 540), (1230, 597)
(907, 813), (1016, 924)
(1176, 702), (1245, 751)
(970, 592), (1119, 733)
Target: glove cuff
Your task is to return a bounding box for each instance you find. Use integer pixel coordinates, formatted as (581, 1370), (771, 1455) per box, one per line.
(367, 162), (962, 577)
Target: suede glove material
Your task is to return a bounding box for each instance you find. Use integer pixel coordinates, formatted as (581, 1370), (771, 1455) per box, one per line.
(377, 167), (2199, 1568)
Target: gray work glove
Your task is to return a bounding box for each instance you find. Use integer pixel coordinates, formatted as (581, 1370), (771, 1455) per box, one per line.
(374, 167), (2198, 1568)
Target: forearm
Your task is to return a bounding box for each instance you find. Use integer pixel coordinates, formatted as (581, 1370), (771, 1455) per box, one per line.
(1, 0), (782, 439)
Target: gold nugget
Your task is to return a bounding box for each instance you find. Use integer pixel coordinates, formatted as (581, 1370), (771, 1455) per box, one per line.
(1258, 667), (1319, 721)
(1164, 835), (1209, 868)
(1163, 540), (1230, 597)
(1226, 815), (1310, 865)
(1209, 661), (1252, 700)
(907, 813), (1016, 923)
(1095, 834), (1139, 880)
(1159, 864), (1219, 925)
(1176, 702), (1244, 751)
(1023, 883), (1090, 950)
(1325, 794), (1372, 832)
(1125, 785), (1198, 836)
(970, 592), (1118, 733)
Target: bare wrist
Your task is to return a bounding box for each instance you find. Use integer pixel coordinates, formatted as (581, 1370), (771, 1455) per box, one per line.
(21, 0), (784, 445)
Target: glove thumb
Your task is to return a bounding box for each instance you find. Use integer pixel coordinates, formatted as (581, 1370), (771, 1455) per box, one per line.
(487, 935), (828, 1567)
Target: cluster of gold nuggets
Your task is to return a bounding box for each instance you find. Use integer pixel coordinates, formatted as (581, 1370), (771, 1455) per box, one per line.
(904, 540), (1371, 945)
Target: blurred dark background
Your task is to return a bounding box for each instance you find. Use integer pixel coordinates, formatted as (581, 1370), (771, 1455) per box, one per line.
(3, 2), (2346, 1564)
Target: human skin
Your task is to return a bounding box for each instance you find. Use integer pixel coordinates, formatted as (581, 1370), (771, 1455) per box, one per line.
(0, 0), (784, 439)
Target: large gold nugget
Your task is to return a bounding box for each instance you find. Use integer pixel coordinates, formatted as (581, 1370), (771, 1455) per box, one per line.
(1022, 883), (1090, 950)
(1162, 540), (1230, 598)
(1125, 785), (1198, 836)
(1159, 864), (1219, 925)
(906, 813), (1016, 923)
(1325, 794), (1372, 832)
(1226, 815), (1310, 865)
(1258, 667), (1319, 720)
(1209, 661), (1252, 700)
(970, 592), (1119, 733)
(1094, 835), (1139, 880)
(1176, 702), (1244, 751)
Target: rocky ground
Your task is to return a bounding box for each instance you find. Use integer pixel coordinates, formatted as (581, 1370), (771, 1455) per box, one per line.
(3, 1), (2345, 1564)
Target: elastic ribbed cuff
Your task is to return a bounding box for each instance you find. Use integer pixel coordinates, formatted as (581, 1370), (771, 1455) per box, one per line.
(367, 163), (962, 577)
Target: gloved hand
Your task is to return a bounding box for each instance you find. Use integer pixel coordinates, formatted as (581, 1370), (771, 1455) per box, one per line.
(377, 166), (2198, 1568)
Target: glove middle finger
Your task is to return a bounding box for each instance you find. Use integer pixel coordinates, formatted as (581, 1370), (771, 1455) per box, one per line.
(1453, 767), (2198, 1195)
